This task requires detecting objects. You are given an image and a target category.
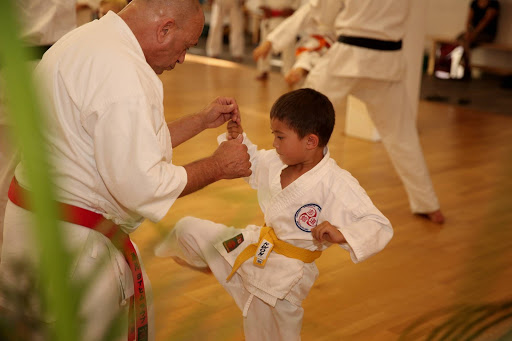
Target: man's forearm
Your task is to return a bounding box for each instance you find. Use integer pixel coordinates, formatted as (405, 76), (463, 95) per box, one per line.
(179, 157), (222, 197)
(167, 113), (206, 148)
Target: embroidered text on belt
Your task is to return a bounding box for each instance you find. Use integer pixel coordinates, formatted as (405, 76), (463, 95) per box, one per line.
(8, 177), (148, 341)
(226, 225), (322, 281)
(295, 34), (331, 56)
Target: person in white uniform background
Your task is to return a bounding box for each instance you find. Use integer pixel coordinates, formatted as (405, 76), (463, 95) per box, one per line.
(155, 88), (393, 341)
(248, 0), (300, 80)
(206, 0), (245, 61)
(253, 0), (445, 224)
(253, 0), (335, 87)
(0, 0), (251, 340)
(0, 0), (77, 258)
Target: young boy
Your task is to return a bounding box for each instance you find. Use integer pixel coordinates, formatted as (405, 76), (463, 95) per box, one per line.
(155, 88), (393, 341)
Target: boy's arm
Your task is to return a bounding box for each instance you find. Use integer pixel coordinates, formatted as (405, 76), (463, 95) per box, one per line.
(317, 175), (393, 263)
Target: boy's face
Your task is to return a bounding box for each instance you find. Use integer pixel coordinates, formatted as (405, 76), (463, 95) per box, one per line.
(271, 118), (308, 165)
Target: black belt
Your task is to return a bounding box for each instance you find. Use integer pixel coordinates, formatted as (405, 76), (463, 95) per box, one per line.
(337, 35), (402, 51)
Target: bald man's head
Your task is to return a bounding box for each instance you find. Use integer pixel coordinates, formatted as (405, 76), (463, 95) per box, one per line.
(119, 0), (204, 74)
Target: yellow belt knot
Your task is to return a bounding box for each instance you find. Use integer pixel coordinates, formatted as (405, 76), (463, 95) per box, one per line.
(226, 225), (322, 281)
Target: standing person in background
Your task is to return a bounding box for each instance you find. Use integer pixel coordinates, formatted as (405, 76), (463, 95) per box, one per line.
(0, 0), (251, 340)
(253, 0), (445, 224)
(249, 0), (300, 80)
(206, 0), (245, 61)
(0, 0), (77, 258)
(253, 0), (335, 87)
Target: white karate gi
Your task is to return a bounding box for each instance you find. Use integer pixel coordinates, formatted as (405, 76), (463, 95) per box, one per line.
(0, 0), (76, 256)
(156, 133), (393, 341)
(266, 0), (335, 76)
(254, 0), (301, 75)
(0, 11), (188, 341)
(206, 0), (245, 59)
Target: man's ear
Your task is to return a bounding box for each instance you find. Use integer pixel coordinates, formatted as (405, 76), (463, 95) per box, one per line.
(305, 134), (319, 149)
(157, 18), (176, 44)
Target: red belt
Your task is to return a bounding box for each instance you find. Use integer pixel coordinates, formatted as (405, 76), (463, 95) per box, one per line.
(8, 177), (148, 341)
(268, 9), (289, 17)
(295, 34), (331, 56)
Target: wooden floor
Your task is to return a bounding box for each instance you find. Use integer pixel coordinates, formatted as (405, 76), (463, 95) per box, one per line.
(130, 55), (512, 341)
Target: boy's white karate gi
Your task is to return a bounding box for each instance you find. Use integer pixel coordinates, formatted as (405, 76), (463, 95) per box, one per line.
(267, 0), (441, 214)
(206, 0), (245, 59)
(1, 12), (189, 340)
(156, 133), (393, 341)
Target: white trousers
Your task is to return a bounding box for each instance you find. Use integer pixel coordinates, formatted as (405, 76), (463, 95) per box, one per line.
(155, 216), (304, 341)
(305, 65), (440, 213)
(0, 201), (155, 341)
(0, 123), (19, 258)
(206, 0), (245, 58)
(257, 17), (296, 75)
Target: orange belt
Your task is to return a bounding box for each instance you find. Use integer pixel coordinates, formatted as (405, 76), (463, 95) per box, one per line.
(295, 34), (331, 56)
(8, 177), (148, 341)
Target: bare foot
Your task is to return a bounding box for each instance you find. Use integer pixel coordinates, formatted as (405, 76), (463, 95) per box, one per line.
(417, 209), (445, 224)
(256, 72), (268, 81)
(171, 256), (212, 274)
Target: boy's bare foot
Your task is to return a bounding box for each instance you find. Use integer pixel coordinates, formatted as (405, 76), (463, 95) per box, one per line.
(417, 210), (445, 224)
(256, 72), (268, 81)
(171, 256), (212, 274)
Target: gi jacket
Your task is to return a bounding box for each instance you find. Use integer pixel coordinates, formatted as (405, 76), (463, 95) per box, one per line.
(215, 134), (393, 306)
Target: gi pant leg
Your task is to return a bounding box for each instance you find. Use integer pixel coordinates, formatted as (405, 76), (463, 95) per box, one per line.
(258, 17), (295, 75)
(228, 0), (245, 58)
(257, 18), (273, 73)
(305, 60), (440, 213)
(0, 201), (155, 341)
(206, 0), (226, 57)
(156, 216), (304, 341)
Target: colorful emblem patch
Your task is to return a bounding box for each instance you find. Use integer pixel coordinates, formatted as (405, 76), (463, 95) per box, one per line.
(222, 233), (244, 253)
(294, 204), (322, 232)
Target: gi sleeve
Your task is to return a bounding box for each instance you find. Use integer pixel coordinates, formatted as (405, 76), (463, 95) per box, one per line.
(266, 1), (312, 53)
(324, 171), (393, 263)
(89, 98), (187, 223)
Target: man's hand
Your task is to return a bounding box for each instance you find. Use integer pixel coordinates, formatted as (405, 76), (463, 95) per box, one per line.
(253, 41), (272, 61)
(311, 221), (346, 244)
(227, 120), (244, 140)
(213, 135), (251, 179)
(200, 97), (241, 130)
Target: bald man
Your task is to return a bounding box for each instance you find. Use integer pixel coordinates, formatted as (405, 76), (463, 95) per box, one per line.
(0, 0), (251, 340)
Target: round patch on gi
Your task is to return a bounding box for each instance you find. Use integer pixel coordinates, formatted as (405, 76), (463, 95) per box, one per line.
(294, 204), (322, 232)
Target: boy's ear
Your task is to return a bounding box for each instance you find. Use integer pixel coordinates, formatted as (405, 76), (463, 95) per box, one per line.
(305, 134), (319, 149)
(157, 18), (176, 44)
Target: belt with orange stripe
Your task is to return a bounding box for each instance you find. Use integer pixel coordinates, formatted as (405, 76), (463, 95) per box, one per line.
(295, 34), (331, 56)
(8, 177), (148, 341)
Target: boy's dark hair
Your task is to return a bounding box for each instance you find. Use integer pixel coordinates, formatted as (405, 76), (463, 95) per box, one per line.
(270, 88), (335, 147)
